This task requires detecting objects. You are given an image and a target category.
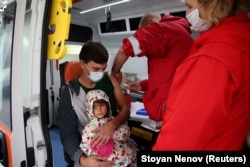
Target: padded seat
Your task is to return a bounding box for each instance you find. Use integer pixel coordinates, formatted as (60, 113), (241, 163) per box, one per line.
(64, 60), (82, 83)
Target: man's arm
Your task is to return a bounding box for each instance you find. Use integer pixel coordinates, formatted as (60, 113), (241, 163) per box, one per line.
(111, 47), (129, 83)
(112, 47), (128, 73)
(79, 155), (114, 167)
(109, 73), (130, 126)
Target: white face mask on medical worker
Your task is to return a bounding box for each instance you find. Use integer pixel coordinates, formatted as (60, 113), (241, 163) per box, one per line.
(85, 65), (104, 82)
(186, 8), (212, 32)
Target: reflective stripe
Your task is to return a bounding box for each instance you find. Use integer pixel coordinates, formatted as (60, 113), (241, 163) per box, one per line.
(128, 36), (141, 56)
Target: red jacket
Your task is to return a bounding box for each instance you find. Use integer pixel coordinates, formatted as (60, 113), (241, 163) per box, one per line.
(153, 13), (250, 150)
(122, 14), (193, 121)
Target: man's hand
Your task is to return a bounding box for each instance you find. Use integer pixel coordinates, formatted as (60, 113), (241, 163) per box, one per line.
(80, 155), (114, 167)
(91, 121), (116, 148)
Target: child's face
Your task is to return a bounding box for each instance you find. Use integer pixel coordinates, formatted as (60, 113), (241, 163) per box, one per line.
(93, 101), (108, 119)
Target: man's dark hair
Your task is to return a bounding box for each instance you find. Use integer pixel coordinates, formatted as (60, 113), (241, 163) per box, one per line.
(79, 40), (109, 63)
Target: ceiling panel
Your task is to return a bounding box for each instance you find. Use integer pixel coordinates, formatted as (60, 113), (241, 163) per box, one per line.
(71, 0), (185, 24)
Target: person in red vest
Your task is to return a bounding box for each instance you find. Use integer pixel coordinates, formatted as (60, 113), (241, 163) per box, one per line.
(153, 0), (250, 150)
(112, 12), (193, 122)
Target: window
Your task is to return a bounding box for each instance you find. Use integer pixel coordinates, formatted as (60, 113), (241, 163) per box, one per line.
(100, 19), (126, 33)
(67, 24), (93, 43)
(129, 17), (141, 31)
(0, 1), (16, 130)
(170, 11), (186, 18)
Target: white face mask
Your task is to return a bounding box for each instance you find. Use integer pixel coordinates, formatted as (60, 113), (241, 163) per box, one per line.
(186, 9), (212, 32)
(85, 65), (104, 82)
(88, 71), (104, 82)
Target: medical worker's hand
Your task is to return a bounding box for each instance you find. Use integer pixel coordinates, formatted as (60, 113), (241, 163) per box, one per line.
(127, 81), (142, 92)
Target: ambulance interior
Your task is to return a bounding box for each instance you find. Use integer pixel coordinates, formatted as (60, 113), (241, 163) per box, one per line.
(44, 0), (250, 165)
(46, 0), (192, 166)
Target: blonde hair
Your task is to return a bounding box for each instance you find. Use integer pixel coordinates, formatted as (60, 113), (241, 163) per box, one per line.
(200, 0), (250, 25)
(139, 12), (162, 28)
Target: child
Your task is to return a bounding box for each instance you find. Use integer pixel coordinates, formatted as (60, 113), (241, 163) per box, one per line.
(80, 90), (137, 167)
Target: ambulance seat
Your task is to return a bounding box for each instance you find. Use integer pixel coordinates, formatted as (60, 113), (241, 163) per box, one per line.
(64, 60), (82, 83)
(58, 60), (82, 98)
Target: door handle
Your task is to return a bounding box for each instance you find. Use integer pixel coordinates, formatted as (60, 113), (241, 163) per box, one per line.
(37, 141), (46, 150)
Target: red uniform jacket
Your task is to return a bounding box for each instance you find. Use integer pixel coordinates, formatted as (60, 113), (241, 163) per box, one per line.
(122, 14), (193, 121)
(153, 13), (250, 150)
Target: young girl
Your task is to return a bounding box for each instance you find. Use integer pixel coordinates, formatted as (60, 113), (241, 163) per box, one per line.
(80, 89), (136, 167)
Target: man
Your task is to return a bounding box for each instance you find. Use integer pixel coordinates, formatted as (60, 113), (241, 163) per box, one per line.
(111, 12), (193, 121)
(58, 41), (130, 167)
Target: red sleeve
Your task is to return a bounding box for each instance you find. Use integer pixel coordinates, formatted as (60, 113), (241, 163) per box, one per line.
(122, 38), (135, 57)
(153, 56), (234, 150)
(134, 24), (169, 58)
(122, 24), (169, 58)
(139, 79), (148, 91)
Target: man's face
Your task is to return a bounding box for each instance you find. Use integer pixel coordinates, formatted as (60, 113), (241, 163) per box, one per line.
(81, 60), (107, 74)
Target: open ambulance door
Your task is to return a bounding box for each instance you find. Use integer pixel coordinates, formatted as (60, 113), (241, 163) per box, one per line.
(0, 0), (59, 166)
(0, 0), (32, 166)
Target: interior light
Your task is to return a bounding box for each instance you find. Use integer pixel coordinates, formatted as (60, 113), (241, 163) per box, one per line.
(80, 0), (130, 14)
